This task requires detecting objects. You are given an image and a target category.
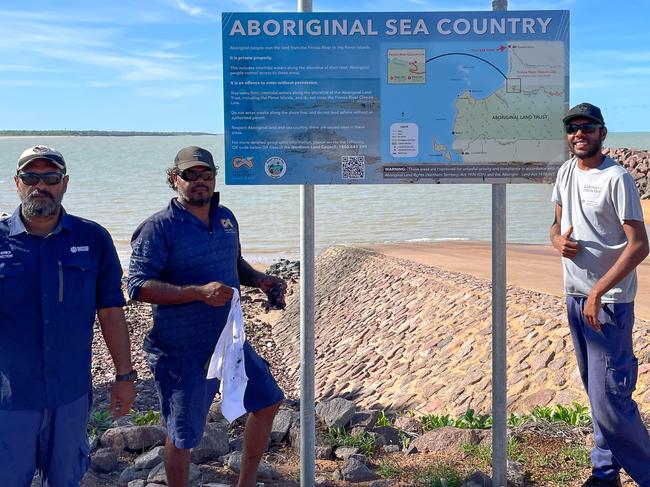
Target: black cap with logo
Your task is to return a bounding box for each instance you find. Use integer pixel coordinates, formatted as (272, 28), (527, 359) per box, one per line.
(562, 103), (605, 126)
(173, 146), (216, 171)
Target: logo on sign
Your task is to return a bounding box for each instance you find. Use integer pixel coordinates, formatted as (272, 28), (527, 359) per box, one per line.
(264, 157), (287, 179)
(232, 156), (254, 169)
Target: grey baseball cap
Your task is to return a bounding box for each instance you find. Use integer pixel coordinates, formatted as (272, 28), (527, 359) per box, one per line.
(174, 146), (216, 171)
(17, 146), (66, 173)
(563, 103), (605, 126)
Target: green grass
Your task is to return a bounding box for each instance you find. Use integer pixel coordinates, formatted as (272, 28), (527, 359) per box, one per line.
(461, 437), (525, 465)
(417, 403), (592, 433)
(412, 462), (464, 487)
(421, 413), (453, 431)
(376, 410), (393, 427)
(130, 409), (162, 426)
(324, 427), (377, 456)
(529, 403), (592, 427)
(88, 409), (113, 439)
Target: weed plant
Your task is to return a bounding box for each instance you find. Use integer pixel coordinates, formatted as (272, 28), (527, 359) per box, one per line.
(324, 427), (376, 455)
(130, 409), (162, 426)
(88, 410), (113, 439)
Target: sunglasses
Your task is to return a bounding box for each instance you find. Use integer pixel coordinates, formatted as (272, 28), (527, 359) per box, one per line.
(178, 169), (215, 182)
(17, 172), (64, 186)
(564, 123), (602, 135)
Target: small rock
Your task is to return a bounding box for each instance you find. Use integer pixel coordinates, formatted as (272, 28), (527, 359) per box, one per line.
(118, 466), (149, 484)
(270, 409), (296, 443)
(127, 481), (146, 487)
(339, 458), (378, 482)
(373, 426), (401, 446)
(334, 446), (359, 460)
(315, 398), (356, 428)
(90, 447), (119, 473)
(226, 452), (279, 480)
(408, 427), (481, 453)
(133, 446), (164, 470)
(507, 460), (527, 487)
(394, 415), (423, 434)
(147, 462), (202, 486)
(191, 422), (230, 463)
(462, 470), (492, 487)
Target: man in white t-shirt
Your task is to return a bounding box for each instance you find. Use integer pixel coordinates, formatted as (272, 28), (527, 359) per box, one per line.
(551, 103), (650, 487)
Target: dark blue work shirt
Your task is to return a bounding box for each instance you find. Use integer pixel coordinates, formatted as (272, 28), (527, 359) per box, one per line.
(0, 207), (125, 410)
(128, 193), (241, 356)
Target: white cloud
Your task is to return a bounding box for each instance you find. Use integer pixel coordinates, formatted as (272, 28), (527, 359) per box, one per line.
(174, 0), (204, 16)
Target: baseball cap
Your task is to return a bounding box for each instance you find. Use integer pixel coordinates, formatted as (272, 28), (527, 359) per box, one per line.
(17, 146), (66, 173)
(174, 146), (216, 171)
(562, 103), (605, 126)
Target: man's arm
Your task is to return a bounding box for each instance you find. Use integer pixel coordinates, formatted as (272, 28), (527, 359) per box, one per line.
(238, 257), (287, 310)
(137, 280), (233, 307)
(583, 220), (649, 330)
(550, 203), (579, 258)
(238, 257), (285, 291)
(97, 306), (136, 418)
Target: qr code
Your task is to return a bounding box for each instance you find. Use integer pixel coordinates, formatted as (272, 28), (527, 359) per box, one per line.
(341, 155), (365, 179)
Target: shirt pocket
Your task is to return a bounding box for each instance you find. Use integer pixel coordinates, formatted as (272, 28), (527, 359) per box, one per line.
(59, 254), (94, 307)
(0, 261), (24, 305)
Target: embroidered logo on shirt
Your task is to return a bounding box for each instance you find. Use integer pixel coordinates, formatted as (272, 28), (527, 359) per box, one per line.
(70, 246), (90, 253)
(220, 218), (234, 230)
(0, 250), (13, 259)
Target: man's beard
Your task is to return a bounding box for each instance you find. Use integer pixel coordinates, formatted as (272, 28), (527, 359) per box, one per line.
(21, 191), (62, 217)
(178, 185), (211, 207)
(569, 136), (602, 160)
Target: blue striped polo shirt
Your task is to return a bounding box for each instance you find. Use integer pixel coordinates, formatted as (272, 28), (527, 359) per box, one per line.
(128, 193), (241, 356)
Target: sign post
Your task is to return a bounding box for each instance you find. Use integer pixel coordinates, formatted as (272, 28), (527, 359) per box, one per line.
(222, 7), (568, 485)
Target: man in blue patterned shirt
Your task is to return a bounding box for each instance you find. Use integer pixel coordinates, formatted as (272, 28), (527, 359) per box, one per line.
(128, 146), (285, 487)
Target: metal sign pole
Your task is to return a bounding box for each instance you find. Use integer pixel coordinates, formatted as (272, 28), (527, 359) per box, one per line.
(492, 184), (507, 486)
(490, 4), (508, 487)
(297, 4), (315, 487)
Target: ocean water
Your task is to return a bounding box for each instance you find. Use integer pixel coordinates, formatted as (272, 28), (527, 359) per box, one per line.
(1, 133), (648, 265)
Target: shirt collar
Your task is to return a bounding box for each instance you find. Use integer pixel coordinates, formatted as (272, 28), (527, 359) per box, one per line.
(8, 206), (69, 237)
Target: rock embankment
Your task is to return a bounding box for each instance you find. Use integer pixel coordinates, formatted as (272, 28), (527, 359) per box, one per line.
(273, 246), (650, 415)
(605, 147), (650, 197)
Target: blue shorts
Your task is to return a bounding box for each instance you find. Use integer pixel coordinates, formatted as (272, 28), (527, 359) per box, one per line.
(0, 393), (91, 487)
(148, 342), (283, 449)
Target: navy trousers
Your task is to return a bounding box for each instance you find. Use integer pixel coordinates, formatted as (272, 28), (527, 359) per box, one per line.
(567, 297), (650, 485)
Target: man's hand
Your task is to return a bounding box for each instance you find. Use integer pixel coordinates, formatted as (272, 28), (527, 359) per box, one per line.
(258, 275), (287, 311)
(552, 226), (579, 259)
(199, 282), (234, 307)
(110, 381), (136, 419)
(583, 291), (603, 332)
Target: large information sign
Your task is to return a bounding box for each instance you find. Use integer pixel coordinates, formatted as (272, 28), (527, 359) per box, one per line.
(222, 11), (569, 184)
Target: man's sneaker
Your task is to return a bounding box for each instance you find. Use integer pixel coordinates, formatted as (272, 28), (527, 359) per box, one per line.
(580, 475), (622, 487)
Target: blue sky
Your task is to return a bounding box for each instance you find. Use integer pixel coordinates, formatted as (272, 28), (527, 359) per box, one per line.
(1, 0), (648, 133)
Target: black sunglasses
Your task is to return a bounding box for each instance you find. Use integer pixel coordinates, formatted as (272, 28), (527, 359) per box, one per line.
(565, 123), (602, 135)
(178, 169), (215, 182)
(18, 172), (64, 186)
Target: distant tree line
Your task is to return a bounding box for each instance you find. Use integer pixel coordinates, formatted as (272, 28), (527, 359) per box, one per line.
(0, 130), (216, 137)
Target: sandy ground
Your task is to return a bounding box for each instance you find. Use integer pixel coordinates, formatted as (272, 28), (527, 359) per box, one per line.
(364, 200), (650, 321)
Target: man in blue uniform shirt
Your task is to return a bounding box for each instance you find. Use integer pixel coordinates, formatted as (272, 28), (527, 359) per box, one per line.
(0, 146), (136, 485)
(128, 146), (285, 487)
(551, 104), (650, 487)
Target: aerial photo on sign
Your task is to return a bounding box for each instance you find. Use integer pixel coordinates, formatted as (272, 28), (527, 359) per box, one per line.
(222, 11), (569, 184)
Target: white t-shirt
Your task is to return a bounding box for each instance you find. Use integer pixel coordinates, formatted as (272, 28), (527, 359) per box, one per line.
(551, 156), (644, 303)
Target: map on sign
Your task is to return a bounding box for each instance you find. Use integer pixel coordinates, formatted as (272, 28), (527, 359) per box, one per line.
(382, 41), (565, 165)
(222, 11), (569, 184)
